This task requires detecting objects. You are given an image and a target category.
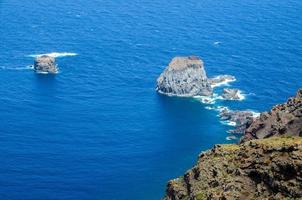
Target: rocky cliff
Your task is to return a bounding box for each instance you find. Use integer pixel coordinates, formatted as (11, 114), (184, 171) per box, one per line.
(242, 88), (302, 142)
(164, 136), (302, 200)
(163, 88), (302, 200)
(156, 56), (212, 97)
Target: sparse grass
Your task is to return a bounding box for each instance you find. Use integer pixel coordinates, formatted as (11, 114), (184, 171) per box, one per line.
(255, 136), (302, 147)
(220, 144), (240, 151)
(195, 192), (206, 200)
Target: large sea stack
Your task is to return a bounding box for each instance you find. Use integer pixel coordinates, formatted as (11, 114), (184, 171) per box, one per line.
(156, 56), (212, 97)
(34, 55), (58, 74)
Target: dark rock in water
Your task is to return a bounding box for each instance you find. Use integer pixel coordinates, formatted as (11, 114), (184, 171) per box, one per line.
(156, 56), (212, 97)
(219, 109), (255, 134)
(241, 88), (302, 142)
(222, 88), (241, 100)
(34, 55), (58, 74)
(163, 136), (302, 200)
(208, 75), (235, 87)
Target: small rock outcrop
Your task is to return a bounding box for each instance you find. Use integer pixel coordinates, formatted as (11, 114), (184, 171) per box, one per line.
(219, 109), (255, 134)
(222, 88), (241, 100)
(163, 136), (302, 200)
(208, 75), (236, 87)
(156, 56), (212, 97)
(241, 88), (302, 142)
(34, 55), (58, 74)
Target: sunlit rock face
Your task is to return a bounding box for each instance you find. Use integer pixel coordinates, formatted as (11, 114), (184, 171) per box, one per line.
(34, 55), (58, 74)
(156, 56), (212, 97)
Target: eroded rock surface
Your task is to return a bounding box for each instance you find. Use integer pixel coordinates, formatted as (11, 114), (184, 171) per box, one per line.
(156, 56), (212, 97)
(163, 88), (302, 200)
(163, 137), (302, 200)
(219, 109), (255, 134)
(242, 88), (302, 142)
(34, 55), (58, 73)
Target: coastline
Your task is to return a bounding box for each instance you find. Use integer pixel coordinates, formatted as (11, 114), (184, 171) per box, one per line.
(162, 88), (302, 199)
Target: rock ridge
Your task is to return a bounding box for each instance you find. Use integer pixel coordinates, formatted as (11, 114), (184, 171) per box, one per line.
(242, 88), (302, 142)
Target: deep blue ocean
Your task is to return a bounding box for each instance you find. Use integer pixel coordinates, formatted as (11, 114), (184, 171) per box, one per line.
(0, 0), (301, 199)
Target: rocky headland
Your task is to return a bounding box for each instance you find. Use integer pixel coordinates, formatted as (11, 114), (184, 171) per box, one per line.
(241, 88), (302, 142)
(163, 88), (302, 200)
(34, 55), (58, 74)
(156, 56), (212, 97)
(164, 136), (302, 200)
(219, 109), (255, 134)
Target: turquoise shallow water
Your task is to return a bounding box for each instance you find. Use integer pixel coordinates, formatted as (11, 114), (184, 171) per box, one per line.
(0, 0), (301, 199)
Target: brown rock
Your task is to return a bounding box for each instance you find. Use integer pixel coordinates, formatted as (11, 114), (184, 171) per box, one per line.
(34, 55), (58, 74)
(163, 137), (302, 200)
(241, 88), (302, 142)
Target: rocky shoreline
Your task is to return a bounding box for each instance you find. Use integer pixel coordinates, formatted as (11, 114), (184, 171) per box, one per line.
(164, 136), (302, 200)
(219, 109), (255, 134)
(241, 89), (302, 143)
(162, 88), (302, 199)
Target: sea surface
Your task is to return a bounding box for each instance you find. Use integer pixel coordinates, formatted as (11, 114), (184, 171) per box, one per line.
(0, 0), (301, 199)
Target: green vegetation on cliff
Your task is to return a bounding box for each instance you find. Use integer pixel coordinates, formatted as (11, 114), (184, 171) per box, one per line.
(164, 136), (302, 200)
(164, 88), (302, 200)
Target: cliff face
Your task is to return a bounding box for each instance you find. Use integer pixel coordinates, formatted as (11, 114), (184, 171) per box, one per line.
(163, 89), (302, 200)
(156, 56), (212, 97)
(242, 89), (302, 142)
(164, 137), (302, 200)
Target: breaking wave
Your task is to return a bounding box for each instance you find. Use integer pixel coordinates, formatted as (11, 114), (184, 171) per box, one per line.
(221, 90), (246, 101)
(27, 52), (78, 58)
(221, 120), (237, 126)
(194, 93), (223, 104)
(0, 65), (34, 71)
(237, 90), (245, 101)
(226, 136), (238, 140)
(210, 75), (236, 88)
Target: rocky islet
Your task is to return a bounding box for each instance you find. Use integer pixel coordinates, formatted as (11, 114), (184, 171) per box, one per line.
(34, 55), (58, 74)
(208, 75), (236, 87)
(156, 56), (240, 97)
(156, 56), (213, 97)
